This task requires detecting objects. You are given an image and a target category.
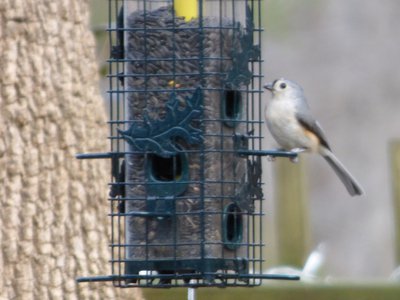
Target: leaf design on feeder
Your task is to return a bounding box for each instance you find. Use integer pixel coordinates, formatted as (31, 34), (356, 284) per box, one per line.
(235, 157), (263, 212)
(226, 5), (260, 88)
(118, 87), (203, 157)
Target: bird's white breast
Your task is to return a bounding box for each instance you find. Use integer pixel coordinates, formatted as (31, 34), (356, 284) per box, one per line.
(265, 99), (312, 150)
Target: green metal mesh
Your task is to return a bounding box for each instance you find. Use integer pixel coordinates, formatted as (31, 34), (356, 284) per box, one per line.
(76, 0), (299, 288)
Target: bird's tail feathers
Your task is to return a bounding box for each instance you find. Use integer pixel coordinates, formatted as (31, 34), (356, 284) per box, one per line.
(320, 148), (364, 196)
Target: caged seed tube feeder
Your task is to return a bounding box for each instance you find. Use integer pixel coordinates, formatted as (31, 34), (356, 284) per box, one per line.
(76, 0), (299, 288)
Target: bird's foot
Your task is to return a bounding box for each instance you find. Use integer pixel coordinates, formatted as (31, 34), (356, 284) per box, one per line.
(289, 148), (306, 163)
(291, 147), (307, 154)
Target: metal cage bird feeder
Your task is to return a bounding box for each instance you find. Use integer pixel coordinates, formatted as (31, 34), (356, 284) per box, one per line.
(77, 0), (299, 288)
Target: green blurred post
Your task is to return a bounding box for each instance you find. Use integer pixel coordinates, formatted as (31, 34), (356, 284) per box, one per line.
(390, 140), (400, 264)
(274, 157), (310, 268)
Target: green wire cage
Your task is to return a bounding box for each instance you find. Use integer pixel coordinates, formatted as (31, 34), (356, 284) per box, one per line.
(77, 0), (298, 288)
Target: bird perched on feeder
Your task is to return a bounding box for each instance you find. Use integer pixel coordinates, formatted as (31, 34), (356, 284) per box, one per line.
(264, 78), (364, 196)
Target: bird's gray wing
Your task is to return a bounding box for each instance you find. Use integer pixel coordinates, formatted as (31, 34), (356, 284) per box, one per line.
(295, 112), (331, 151)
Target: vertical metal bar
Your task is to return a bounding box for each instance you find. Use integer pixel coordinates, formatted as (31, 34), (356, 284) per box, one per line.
(250, 0), (257, 283)
(108, 0), (116, 284)
(171, 1), (178, 284)
(242, 0), (251, 284)
(256, 0), (263, 283)
(115, 0), (123, 285)
(217, 0), (225, 279)
(121, 0), (129, 287)
(232, 1), (237, 285)
(142, 1), (151, 287)
(198, 0), (206, 282)
(120, 0), (126, 284)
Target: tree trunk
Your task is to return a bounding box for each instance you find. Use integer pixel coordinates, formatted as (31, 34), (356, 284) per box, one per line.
(0, 0), (142, 299)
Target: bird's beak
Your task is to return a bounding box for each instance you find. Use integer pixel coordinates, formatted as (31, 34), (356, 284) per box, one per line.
(263, 82), (274, 91)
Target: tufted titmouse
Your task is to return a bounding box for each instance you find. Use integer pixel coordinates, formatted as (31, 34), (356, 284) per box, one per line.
(264, 78), (364, 196)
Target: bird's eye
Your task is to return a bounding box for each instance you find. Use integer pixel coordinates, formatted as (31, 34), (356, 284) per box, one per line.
(280, 83), (287, 89)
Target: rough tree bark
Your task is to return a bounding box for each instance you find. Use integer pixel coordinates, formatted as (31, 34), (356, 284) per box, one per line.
(0, 0), (143, 299)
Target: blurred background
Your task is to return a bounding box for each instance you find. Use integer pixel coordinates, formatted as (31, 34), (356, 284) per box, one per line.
(89, 0), (400, 281)
(262, 0), (400, 280)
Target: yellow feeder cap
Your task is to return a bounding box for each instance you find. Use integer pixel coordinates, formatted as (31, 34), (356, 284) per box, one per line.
(174, 0), (198, 21)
